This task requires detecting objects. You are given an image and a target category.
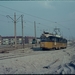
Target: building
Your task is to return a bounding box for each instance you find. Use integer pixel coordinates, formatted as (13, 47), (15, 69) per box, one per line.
(25, 36), (35, 44)
(2, 36), (22, 45)
(37, 37), (40, 44)
(0, 35), (40, 45)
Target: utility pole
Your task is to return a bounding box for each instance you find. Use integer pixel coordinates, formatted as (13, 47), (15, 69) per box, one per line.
(6, 12), (21, 48)
(34, 21), (37, 46)
(14, 13), (17, 48)
(21, 15), (24, 48)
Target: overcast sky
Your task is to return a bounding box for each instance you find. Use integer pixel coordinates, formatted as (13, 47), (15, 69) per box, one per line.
(0, 1), (75, 39)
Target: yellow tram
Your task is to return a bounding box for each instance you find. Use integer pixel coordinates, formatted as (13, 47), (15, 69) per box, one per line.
(40, 32), (67, 50)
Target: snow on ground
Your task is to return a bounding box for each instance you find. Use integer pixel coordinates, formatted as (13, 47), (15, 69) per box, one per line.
(0, 45), (75, 74)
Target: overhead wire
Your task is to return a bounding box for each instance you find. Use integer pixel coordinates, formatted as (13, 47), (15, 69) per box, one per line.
(0, 4), (72, 30)
(0, 12), (73, 36)
(0, 5), (74, 39)
(0, 4), (74, 29)
(0, 5), (54, 29)
(55, 22), (69, 30)
(0, 20), (12, 22)
(0, 9), (10, 14)
(0, 14), (13, 23)
(23, 19), (54, 29)
(58, 19), (75, 22)
(57, 22), (73, 40)
(0, 4), (55, 23)
(0, 13), (6, 17)
(23, 21), (48, 34)
(23, 20), (33, 24)
(23, 21), (33, 30)
(22, 19), (74, 38)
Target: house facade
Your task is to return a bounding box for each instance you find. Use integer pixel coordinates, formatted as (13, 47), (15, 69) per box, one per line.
(2, 36), (22, 45)
(0, 35), (38, 45)
(25, 36), (35, 44)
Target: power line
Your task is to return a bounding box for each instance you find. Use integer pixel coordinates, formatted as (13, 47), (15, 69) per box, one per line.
(0, 14), (6, 17)
(0, 5), (72, 31)
(0, 5), (74, 39)
(0, 5), (55, 23)
(0, 12), (73, 38)
(24, 18), (74, 34)
(55, 22), (70, 30)
(24, 20), (54, 32)
(37, 22), (54, 28)
(23, 20), (33, 24)
(24, 20), (51, 29)
(0, 10), (10, 14)
(24, 19), (54, 28)
(23, 22), (33, 30)
(58, 19), (75, 22)
(55, 22), (73, 38)
(0, 20), (8, 22)
(24, 22), (49, 32)
(6, 13), (21, 48)
(23, 20), (52, 29)
(24, 19), (52, 28)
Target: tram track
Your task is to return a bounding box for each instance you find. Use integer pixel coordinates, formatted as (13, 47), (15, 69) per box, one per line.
(0, 53), (28, 60)
(0, 44), (72, 60)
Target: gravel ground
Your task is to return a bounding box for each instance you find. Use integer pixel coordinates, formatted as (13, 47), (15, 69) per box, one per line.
(0, 45), (75, 74)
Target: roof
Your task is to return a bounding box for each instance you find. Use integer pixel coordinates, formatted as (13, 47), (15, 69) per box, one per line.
(2, 36), (22, 38)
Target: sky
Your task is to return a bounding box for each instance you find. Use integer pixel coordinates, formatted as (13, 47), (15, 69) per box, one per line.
(0, 0), (75, 40)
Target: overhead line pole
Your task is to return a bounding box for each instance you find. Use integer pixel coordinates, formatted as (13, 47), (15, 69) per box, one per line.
(14, 13), (17, 48)
(21, 15), (24, 48)
(6, 12), (21, 48)
(34, 21), (37, 46)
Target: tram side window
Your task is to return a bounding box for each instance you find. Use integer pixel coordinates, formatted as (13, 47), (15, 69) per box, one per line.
(49, 37), (54, 42)
(63, 39), (65, 43)
(50, 37), (56, 42)
(66, 40), (67, 43)
(52, 38), (55, 42)
(59, 38), (62, 43)
(53, 37), (57, 42)
(62, 39), (64, 43)
(41, 38), (46, 42)
(47, 36), (51, 42)
(56, 37), (59, 42)
(47, 37), (50, 41)
(51, 37), (59, 42)
(41, 37), (49, 42)
(48, 36), (61, 42)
